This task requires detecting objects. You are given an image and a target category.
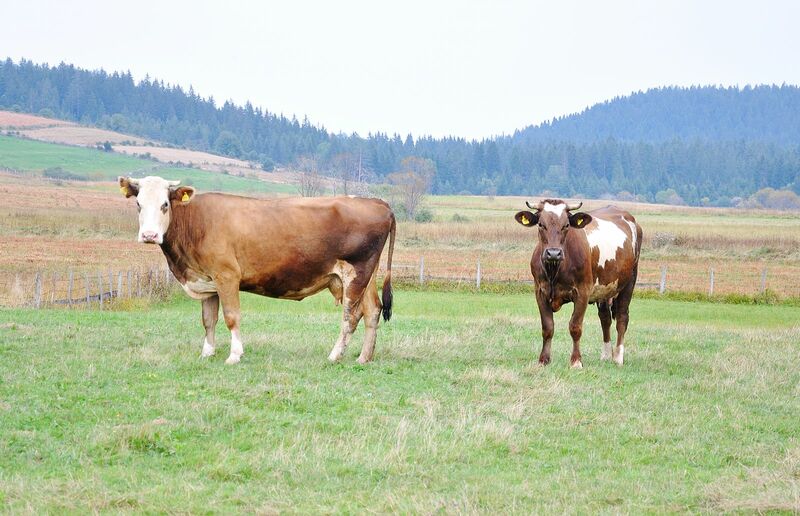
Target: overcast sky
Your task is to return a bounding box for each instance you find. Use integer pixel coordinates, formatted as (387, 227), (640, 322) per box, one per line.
(3, 0), (799, 139)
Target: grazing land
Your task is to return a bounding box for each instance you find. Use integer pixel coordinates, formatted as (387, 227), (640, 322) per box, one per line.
(1, 291), (798, 512)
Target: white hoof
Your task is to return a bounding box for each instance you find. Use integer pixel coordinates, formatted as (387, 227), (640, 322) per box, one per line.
(356, 356), (370, 365)
(328, 349), (345, 362)
(224, 354), (241, 365)
(612, 345), (625, 366)
(571, 360), (583, 369)
(600, 341), (612, 361)
(201, 341), (215, 358)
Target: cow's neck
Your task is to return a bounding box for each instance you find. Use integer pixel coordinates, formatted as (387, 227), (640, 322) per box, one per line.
(159, 204), (196, 282)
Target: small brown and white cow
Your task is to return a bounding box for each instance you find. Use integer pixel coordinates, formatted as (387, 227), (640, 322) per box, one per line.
(119, 175), (396, 365)
(515, 199), (642, 368)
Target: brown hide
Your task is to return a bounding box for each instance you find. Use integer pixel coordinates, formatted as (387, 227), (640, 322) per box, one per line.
(529, 205), (640, 311)
(518, 199), (642, 367)
(160, 193), (395, 302)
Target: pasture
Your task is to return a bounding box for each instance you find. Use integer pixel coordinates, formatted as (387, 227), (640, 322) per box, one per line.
(1, 291), (799, 512)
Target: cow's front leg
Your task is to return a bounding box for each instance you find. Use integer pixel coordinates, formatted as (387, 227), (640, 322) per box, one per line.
(569, 294), (589, 369)
(535, 290), (554, 365)
(217, 281), (244, 365)
(200, 294), (219, 358)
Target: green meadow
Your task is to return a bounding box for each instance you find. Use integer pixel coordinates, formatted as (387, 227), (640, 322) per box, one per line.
(1, 291), (798, 513)
(0, 135), (294, 194)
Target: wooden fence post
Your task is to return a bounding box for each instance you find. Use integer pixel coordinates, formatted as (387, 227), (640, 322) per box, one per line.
(419, 256), (425, 285)
(84, 272), (90, 305)
(659, 265), (667, 294)
(708, 268), (715, 296)
(50, 272), (57, 305)
(127, 270), (132, 298)
(760, 268), (767, 294)
(67, 269), (74, 308)
(97, 271), (104, 309)
(476, 259), (481, 290)
(136, 271), (142, 297)
(34, 272), (42, 309)
(117, 272), (123, 300)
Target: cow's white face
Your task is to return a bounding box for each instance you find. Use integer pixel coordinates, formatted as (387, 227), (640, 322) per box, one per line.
(118, 176), (194, 244)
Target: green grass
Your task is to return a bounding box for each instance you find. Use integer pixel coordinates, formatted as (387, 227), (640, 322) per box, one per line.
(0, 135), (293, 194)
(1, 291), (798, 512)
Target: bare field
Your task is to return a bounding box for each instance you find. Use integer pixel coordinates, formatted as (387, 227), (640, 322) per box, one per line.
(0, 111), (72, 128)
(19, 126), (148, 146)
(114, 145), (251, 167)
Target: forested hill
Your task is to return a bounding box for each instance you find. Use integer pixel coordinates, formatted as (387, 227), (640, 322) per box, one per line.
(514, 85), (800, 146)
(2, 58), (800, 206)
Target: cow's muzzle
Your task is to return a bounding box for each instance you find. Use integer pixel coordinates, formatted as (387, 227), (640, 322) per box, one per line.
(543, 247), (564, 263)
(139, 231), (161, 244)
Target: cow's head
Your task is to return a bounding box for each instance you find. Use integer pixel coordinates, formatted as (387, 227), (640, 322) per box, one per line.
(118, 176), (195, 244)
(515, 199), (592, 269)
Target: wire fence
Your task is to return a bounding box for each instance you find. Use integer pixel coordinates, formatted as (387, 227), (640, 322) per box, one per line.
(0, 265), (177, 309)
(0, 257), (795, 309)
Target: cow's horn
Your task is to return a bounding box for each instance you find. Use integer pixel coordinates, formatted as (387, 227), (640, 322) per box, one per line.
(167, 180), (181, 187)
(565, 201), (583, 211)
(525, 201), (544, 211)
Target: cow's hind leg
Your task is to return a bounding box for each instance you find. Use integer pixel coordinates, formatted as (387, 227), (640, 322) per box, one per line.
(611, 268), (637, 366)
(328, 261), (367, 362)
(597, 300), (613, 361)
(357, 271), (382, 364)
(201, 294), (219, 358)
(217, 280), (244, 365)
(328, 298), (363, 362)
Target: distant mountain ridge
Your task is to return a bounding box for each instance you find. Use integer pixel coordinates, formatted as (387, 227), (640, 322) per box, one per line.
(514, 85), (800, 146)
(2, 58), (799, 205)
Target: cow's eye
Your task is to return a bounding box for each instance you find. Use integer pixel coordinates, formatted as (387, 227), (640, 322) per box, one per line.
(161, 201), (169, 211)
(136, 201), (141, 212)
(562, 223), (569, 230)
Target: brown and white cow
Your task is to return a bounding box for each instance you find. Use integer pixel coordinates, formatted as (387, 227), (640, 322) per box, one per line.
(515, 199), (642, 368)
(119, 175), (395, 365)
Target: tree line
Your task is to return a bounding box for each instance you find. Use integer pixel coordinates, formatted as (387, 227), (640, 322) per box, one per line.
(1, 58), (799, 206)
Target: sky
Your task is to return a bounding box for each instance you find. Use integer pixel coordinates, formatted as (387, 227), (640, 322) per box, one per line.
(3, 0), (799, 139)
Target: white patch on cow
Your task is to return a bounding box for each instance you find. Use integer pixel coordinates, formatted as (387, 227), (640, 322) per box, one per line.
(181, 278), (218, 300)
(571, 359), (583, 369)
(624, 219), (638, 251)
(601, 341), (612, 361)
(225, 330), (243, 365)
(201, 338), (215, 358)
(586, 218), (628, 267)
(132, 176), (180, 244)
(613, 344), (625, 366)
(543, 202), (566, 216)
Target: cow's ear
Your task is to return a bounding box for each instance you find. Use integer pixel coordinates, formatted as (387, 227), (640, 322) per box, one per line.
(170, 186), (196, 204)
(569, 212), (592, 229)
(118, 176), (138, 198)
(515, 210), (538, 227)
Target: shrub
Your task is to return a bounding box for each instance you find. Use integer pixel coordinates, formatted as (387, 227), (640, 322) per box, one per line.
(414, 208), (434, 223)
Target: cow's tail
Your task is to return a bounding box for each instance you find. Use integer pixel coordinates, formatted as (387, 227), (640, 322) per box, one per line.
(381, 214), (396, 322)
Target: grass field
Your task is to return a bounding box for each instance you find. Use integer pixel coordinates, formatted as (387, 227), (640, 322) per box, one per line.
(0, 135), (295, 194)
(1, 291), (798, 512)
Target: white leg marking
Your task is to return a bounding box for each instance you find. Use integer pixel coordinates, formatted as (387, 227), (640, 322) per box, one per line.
(613, 344), (625, 366)
(571, 359), (583, 369)
(601, 341), (612, 361)
(201, 338), (215, 358)
(328, 343), (346, 362)
(225, 330), (243, 365)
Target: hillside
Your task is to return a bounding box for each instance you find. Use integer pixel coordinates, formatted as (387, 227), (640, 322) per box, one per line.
(513, 85), (800, 145)
(2, 58), (800, 205)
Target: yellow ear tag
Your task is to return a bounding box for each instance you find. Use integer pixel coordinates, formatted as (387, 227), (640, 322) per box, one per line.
(520, 214), (530, 225)
(181, 192), (190, 202)
(576, 217), (584, 226)
(120, 186), (128, 196)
